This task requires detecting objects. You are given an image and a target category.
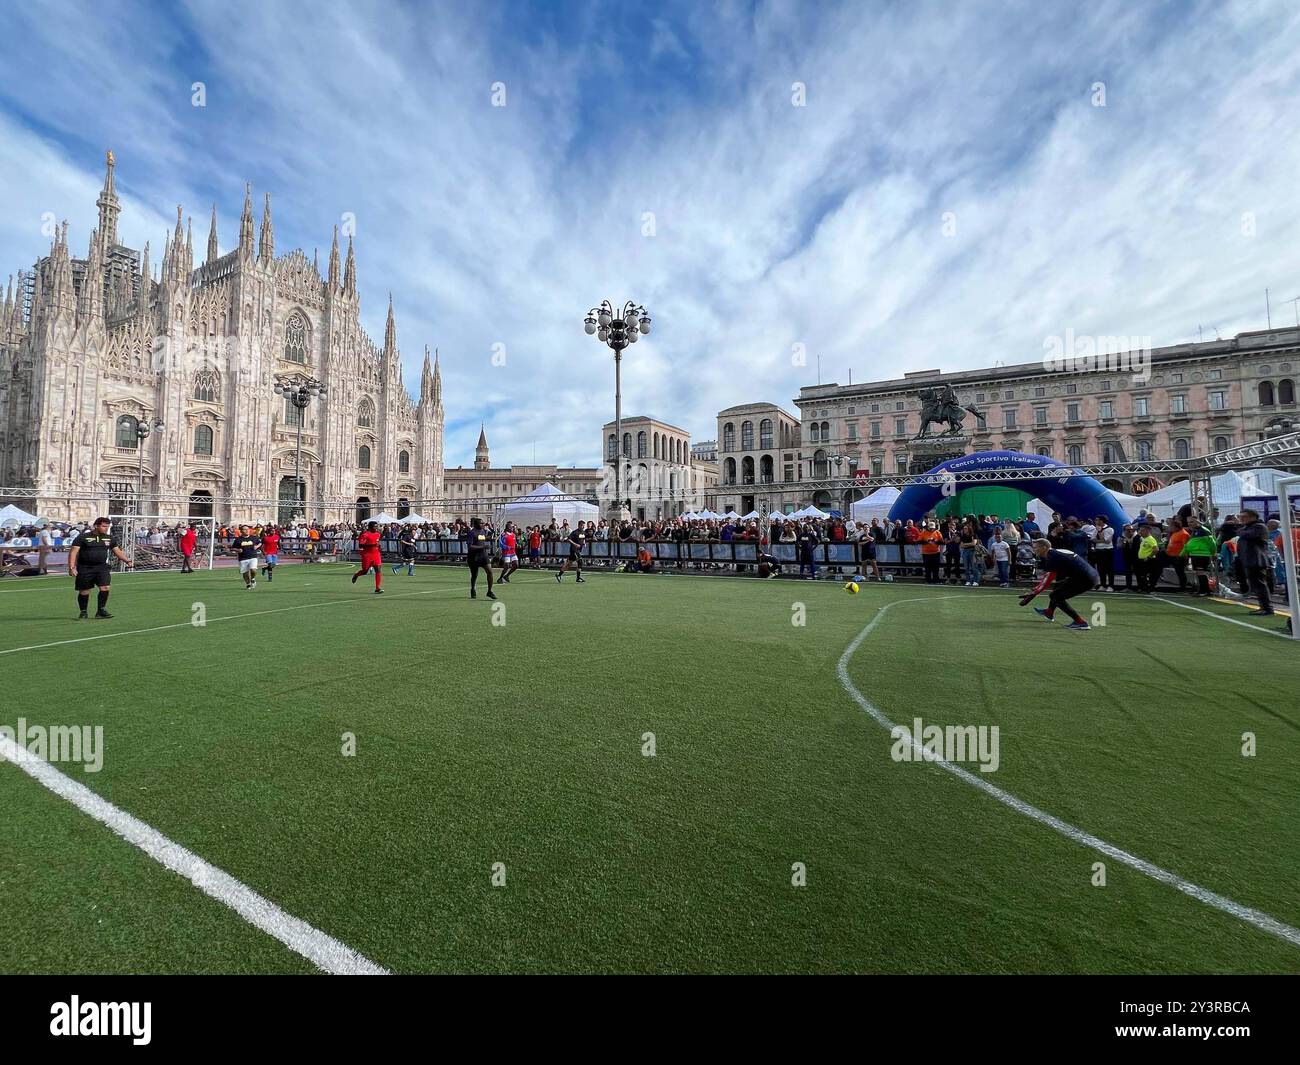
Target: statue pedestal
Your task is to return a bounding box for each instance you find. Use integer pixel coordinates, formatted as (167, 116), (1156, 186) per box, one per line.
(907, 434), (970, 475)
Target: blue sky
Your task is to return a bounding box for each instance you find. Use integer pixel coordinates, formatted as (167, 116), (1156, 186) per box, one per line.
(3, 0), (1300, 467)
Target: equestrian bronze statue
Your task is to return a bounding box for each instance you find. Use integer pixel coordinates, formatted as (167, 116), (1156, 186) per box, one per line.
(915, 384), (986, 438)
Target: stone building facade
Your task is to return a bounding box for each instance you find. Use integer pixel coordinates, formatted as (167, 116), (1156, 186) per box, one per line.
(0, 152), (445, 524)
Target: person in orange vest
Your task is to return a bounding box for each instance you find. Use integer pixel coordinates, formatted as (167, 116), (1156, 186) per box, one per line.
(918, 520), (944, 583)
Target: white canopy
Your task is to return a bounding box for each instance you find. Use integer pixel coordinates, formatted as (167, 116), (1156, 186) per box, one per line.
(769, 510), (788, 521)
(721, 510), (742, 520)
(791, 505), (830, 519)
(368, 511), (401, 525)
(495, 481), (599, 528)
(0, 504), (39, 527)
(696, 509), (720, 519)
(397, 512), (430, 525)
(1131, 468), (1295, 519)
(850, 485), (900, 523)
(739, 510), (760, 520)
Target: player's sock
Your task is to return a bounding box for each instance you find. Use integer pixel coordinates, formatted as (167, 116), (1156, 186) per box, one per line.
(351, 570), (360, 584)
(77, 592), (90, 617)
(374, 570), (382, 590)
(95, 591), (111, 617)
(1060, 605), (1084, 624)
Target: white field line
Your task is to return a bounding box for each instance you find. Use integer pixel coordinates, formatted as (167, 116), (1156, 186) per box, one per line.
(1152, 595), (1292, 638)
(836, 596), (1300, 950)
(0, 732), (388, 974)
(0, 575), (548, 657)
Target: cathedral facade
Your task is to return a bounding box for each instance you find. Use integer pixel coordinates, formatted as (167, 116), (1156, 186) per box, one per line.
(0, 152), (445, 524)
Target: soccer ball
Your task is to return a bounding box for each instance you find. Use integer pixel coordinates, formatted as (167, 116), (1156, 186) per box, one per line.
(845, 581), (860, 595)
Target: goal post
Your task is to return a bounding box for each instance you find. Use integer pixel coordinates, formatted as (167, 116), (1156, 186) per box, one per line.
(1277, 476), (1300, 641)
(111, 515), (218, 572)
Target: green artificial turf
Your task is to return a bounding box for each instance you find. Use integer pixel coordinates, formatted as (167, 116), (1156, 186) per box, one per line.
(0, 563), (1297, 974)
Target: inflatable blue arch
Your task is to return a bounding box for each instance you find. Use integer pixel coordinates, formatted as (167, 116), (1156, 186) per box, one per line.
(888, 450), (1130, 529)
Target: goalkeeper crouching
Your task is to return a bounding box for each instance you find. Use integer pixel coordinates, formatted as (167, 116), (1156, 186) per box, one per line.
(1019, 538), (1098, 631)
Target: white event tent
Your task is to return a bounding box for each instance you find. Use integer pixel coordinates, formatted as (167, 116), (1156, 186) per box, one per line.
(849, 486), (900, 524)
(494, 482), (599, 528)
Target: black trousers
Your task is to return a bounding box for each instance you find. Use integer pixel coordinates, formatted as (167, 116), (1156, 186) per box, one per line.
(1245, 564), (1272, 612)
(923, 553), (941, 582)
(1093, 551), (1114, 588)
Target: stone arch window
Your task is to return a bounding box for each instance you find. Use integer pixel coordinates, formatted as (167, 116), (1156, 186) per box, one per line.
(399, 450), (410, 474)
(1067, 444), (1083, 465)
(622, 432), (631, 457)
(653, 432), (661, 459)
(1036, 446), (1052, 457)
(116, 415), (139, 449)
(1101, 442), (1118, 464)
(194, 424), (214, 456)
(1136, 439), (1153, 461)
(724, 457), (736, 484)
(722, 423), (735, 452)
(284, 311), (309, 363)
(607, 434), (617, 459)
(760, 454), (774, 482)
(1280, 379), (1295, 404)
(813, 448), (829, 477)
(358, 444), (372, 470)
(637, 430), (648, 458)
(741, 456), (755, 484)
(1259, 381), (1275, 406)
(759, 418), (773, 449)
(356, 497), (371, 523)
(1173, 438), (1190, 460)
(1213, 435), (1230, 452)
(741, 421), (754, 450)
(193, 370), (219, 402)
(357, 398), (375, 428)
(809, 422), (820, 443)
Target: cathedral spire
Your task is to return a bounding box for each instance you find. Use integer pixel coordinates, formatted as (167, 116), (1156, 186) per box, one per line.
(138, 241), (151, 310)
(328, 225), (340, 287)
(259, 191), (274, 262)
(82, 227), (105, 320)
(96, 149), (121, 252)
(383, 293), (397, 356)
(239, 183), (255, 257)
(343, 234), (356, 295)
(207, 203), (219, 263)
(420, 345), (433, 404)
(185, 214), (193, 270)
(474, 424), (490, 470)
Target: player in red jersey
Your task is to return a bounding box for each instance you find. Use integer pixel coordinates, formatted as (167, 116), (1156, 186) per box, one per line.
(498, 522), (520, 584)
(260, 526), (281, 582)
(179, 524), (198, 573)
(351, 521), (384, 594)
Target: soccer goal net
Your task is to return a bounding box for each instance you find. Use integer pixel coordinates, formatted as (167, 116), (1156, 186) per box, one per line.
(111, 516), (217, 572)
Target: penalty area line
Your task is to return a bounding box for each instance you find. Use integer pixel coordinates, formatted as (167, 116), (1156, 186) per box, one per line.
(0, 732), (388, 974)
(1152, 595), (1292, 638)
(836, 596), (1300, 950)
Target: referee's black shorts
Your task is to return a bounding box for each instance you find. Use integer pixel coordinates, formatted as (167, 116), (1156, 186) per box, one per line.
(75, 564), (111, 590)
(568, 548), (581, 561)
(468, 551), (489, 573)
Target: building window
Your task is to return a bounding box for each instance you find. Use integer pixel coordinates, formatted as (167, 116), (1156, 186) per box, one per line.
(1036, 446), (1052, 457)
(723, 457), (736, 485)
(1067, 444), (1083, 465)
(870, 421), (881, 438)
(894, 417), (906, 436)
(759, 418), (773, 449)
(847, 407), (855, 415)
(1137, 440), (1153, 461)
(1171, 373), (1182, 384)
(1209, 390), (1226, 411)
(1035, 408), (1047, 426)
(1066, 383), (1078, 395)
(784, 463), (794, 481)
(1171, 394), (1186, 414)
(871, 403), (879, 413)
(1004, 390), (1013, 399)
(741, 421), (754, 450)
(742, 456), (755, 484)
(284, 311), (309, 363)
(1066, 403), (1080, 422)
(975, 393), (984, 403)
(1034, 386), (1045, 398)
(193, 370), (219, 402)
(896, 457), (907, 474)
(358, 398), (374, 427)
(847, 423), (858, 441)
(1173, 438), (1190, 460)
(1213, 435), (1229, 451)
(622, 432), (631, 457)
(1259, 381), (1276, 405)
(284, 398), (304, 427)
(808, 422), (820, 444)
(1102, 443), (1117, 463)
(1208, 369), (1221, 380)
(116, 415), (139, 448)
(894, 402), (903, 411)
(871, 458), (882, 476)
(358, 445), (371, 470)
(722, 423), (735, 452)
(1281, 379), (1295, 404)
(1134, 397), (1149, 416)
(637, 431), (647, 458)
(607, 434), (617, 459)
(1003, 409), (1016, 429)
(1101, 380), (1112, 391)
(399, 450), (410, 473)
(193, 424), (214, 455)
(1099, 400), (1113, 419)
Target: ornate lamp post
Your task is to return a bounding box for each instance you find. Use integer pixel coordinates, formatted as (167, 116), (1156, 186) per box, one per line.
(273, 375), (326, 522)
(584, 300), (651, 518)
(135, 415), (165, 515)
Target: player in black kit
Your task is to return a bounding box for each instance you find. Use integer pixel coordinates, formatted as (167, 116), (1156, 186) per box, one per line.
(466, 517), (497, 600)
(556, 520), (589, 583)
(68, 516), (133, 619)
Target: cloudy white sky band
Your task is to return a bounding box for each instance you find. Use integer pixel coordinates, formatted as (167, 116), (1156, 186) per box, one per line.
(2, 0), (1299, 468)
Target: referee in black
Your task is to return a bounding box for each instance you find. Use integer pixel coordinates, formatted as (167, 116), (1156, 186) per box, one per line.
(556, 520), (589, 583)
(466, 517), (497, 600)
(68, 516), (133, 619)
